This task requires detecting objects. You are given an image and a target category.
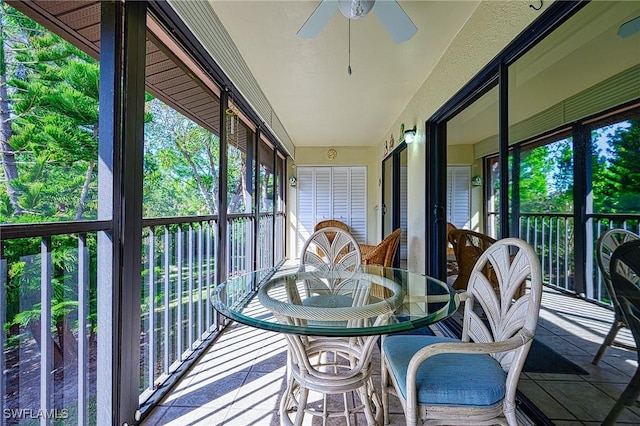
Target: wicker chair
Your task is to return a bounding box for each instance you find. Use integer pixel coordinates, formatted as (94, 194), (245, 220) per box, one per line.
(448, 229), (526, 298)
(381, 238), (542, 426)
(592, 229), (639, 365)
(360, 228), (402, 267)
(313, 219), (351, 257)
(448, 229), (497, 291)
(446, 222), (457, 257)
(359, 229), (402, 300)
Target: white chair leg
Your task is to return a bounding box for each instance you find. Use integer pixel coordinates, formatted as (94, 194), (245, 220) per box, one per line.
(293, 385), (308, 426)
(356, 384), (378, 426)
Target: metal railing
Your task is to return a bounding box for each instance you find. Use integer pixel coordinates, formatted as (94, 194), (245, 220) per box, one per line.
(0, 221), (110, 425)
(517, 213), (640, 307)
(139, 216), (219, 403)
(519, 213), (574, 293)
(0, 211), (286, 424)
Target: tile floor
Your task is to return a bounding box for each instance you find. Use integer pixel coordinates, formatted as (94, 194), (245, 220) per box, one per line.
(141, 286), (640, 425)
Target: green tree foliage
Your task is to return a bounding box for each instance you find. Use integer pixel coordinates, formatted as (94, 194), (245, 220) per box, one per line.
(144, 99), (220, 216)
(1, 5), (98, 222)
(598, 119), (640, 213)
(517, 139), (574, 214)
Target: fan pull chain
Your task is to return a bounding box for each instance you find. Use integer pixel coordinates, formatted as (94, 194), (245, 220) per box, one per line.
(347, 19), (352, 75)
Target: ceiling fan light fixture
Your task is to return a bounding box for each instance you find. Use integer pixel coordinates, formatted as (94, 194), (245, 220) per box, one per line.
(338, 0), (375, 19)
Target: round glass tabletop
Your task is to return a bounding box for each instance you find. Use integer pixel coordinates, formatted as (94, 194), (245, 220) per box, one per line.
(212, 265), (459, 337)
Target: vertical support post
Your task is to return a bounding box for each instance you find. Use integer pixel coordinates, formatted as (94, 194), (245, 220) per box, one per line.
(218, 91), (228, 284)
(574, 123), (589, 296)
(271, 149), (277, 267)
(498, 61), (511, 239)
(97, 1), (147, 424)
(511, 145), (521, 237)
(97, 2), (120, 424)
(253, 129), (262, 275)
(120, 2), (147, 421)
(425, 119), (447, 279)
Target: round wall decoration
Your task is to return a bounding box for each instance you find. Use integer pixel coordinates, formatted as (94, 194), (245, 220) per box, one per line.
(327, 149), (337, 160)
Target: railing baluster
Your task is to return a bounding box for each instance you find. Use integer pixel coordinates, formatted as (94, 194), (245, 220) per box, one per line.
(163, 226), (170, 375)
(148, 227), (156, 390)
(206, 221), (211, 332)
(176, 227), (183, 359)
(78, 234), (88, 426)
(564, 217), (569, 291)
(41, 236), (53, 426)
(198, 222), (204, 340)
(0, 255), (5, 421)
(188, 224), (194, 350)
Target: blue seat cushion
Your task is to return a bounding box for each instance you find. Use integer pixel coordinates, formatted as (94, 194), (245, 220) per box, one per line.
(383, 335), (507, 407)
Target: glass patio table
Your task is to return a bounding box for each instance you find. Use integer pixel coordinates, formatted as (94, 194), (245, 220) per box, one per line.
(212, 265), (459, 426)
(212, 265), (459, 337)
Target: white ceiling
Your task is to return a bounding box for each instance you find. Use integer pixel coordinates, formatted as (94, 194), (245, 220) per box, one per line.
(208, 1), (480, 147)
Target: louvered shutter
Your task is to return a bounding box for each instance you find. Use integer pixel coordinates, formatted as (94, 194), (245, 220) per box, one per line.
(447, 166), (471, 229)
(314, 168), (332, 222)
(399, 166), (408, 260)
(331, 167), (350, 223)
(296, 166), (368, 256)
(348, 167), (367, 244)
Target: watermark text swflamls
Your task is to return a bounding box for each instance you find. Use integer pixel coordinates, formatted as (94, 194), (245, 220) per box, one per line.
(3, 408), (69, 420)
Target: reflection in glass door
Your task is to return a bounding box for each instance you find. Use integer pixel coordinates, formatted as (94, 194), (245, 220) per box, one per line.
(381, 143), (407, 268)
(382, 155), (393, 237)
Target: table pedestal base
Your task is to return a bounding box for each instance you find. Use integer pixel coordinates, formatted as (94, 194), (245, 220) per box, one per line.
(280, 335), (382, 426)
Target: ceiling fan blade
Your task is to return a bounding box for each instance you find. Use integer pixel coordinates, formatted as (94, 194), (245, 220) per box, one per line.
(297, 1), (339, 39)
(373, 0), (417, 44)
(618, 16), (640, 38)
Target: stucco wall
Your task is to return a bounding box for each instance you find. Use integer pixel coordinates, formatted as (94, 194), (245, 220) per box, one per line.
(380, 1), (547, 273)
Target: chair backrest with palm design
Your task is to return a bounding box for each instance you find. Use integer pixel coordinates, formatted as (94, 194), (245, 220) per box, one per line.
(299, 227), (361, 296)
(313, 219), (351, 257)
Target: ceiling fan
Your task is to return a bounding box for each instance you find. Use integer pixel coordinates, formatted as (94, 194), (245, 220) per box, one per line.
(297, 0), (418, 44)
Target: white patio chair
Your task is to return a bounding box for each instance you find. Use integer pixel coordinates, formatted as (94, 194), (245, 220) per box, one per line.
(602, 239), (640, 425)
(381, 237), (542, 426)
(592, 228), (639, 365)
(299, 226), (361, 300)
(258, 271), (403, 426)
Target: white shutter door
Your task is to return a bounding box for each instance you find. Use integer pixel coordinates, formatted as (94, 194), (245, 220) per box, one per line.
(331, 168), (350, 223)
(447, 166), (471, 228)
(314, 168), (332, 223)
(348, 167), (367, 244)
(296, 166), (368, 254)
(297, 167), (315, 254)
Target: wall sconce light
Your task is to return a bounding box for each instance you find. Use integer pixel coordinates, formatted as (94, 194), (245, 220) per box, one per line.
(471, 175), (483, 187)
(404, 125), (417, 143)
(289, 176), (297, 187)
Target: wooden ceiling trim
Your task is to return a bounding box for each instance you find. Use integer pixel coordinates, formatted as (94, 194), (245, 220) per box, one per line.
(10, 1), (227, 137)
(7, 0), (100, 59)
(146, 64), (185, 81)
(147, 17), (222, 99)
